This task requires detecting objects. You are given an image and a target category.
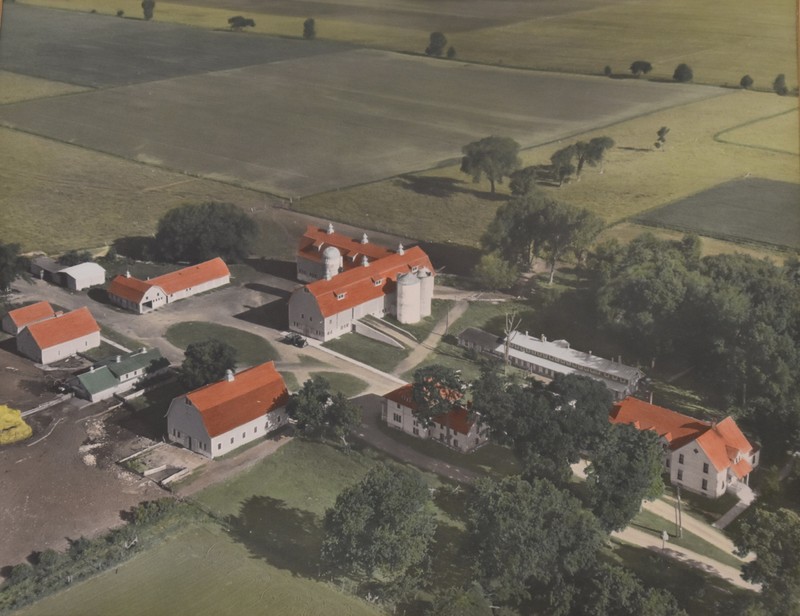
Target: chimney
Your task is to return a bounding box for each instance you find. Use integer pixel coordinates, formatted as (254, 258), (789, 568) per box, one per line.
(125, 270), (131, 278)
(225, 369), (235, 382)
(55, 311), (63, 317)
(115, 355), (121, 363)
(89, 365), (95, 373)
(326, 223), (334, 235)
(649, 391), (654, 404)
(362, 255), (369, 267)
(398, 243), (404, 255)
(361, 232), (369, 244)
(324, 271), (332, 281)
(618, 355), (622, 364)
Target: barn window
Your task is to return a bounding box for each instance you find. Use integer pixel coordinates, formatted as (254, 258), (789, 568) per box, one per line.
(231, 437), (234, 444)
(337, 292), (346, 300)
(218, 443), (221, 450)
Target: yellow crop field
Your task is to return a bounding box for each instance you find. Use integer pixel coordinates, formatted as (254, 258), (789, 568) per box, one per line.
(0, 71), (88, 104)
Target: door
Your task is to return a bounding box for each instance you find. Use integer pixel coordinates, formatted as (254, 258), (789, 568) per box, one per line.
(187, 436), (193, 451)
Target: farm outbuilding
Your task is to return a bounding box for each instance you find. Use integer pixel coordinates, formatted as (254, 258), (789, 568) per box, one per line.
(60, 262), (106, 291)
(2, 301), (56, 335)
(166, 361), (289, 459)
(16, 306), (101, 364)
(29, 256), (62, 284)
(71, 348), (167, 402)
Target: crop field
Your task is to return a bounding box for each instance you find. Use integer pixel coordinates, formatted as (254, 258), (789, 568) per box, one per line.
(716, 109), (800, 156)
(0, 7), (721, 198)
(0, 71), (87, 104)
(14, 525), (381, 616)
(21, 0), (797, 89)
(634, 178), (800, 249)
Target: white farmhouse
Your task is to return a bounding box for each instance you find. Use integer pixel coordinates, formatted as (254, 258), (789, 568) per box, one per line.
(610, 397), (759, 499)
(382, 384), (489, 453)
(2, 301), (56, 335)
(107, 257), (230, 314)
(16, 307), (101, 364)
(166, 361), (289, 459)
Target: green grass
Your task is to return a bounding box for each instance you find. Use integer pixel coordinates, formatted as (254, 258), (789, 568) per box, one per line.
(296, 354), (325, 366)
(165, 321), (278, 367)
(98, 325), (146, 353)
(279, 371), (300, 392)
(383, 299), (452, 341)
(308, 371), (368, 398)
(606, 542), (755, 616)
(14, 525), (381, 616)
(630, 509), (744, 569)
(662, 486), (739, 525)
(323, 332), (410, 374)
(375, 419), (519, 478)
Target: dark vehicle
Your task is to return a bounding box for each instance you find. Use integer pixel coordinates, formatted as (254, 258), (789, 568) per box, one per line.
(283, 333), (308, 348)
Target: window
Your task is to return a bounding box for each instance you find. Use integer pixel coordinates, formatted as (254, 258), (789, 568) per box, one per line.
(254, 427), (258, 433)
(337, 293), (346, 300)
(374, 279), (383, 286)
(677, 470), (683, 481)
(393, 413), (402, 423)
(452, 439), (458, 448)
(666, 458), (670, 468)
(678, 454), (684, 464)
(413, 428), (419, 436)
(218, 443), (221, 450)
(702, 479), (708, 491)
(231, 437), (234, 444)
(703, 462), (709, 474)
(242, 432), (246, 439)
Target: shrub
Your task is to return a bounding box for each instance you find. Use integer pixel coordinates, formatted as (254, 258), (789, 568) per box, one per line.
(603, 65), (612, 77)
(141, 0), (154, 20)
(116, 9), (124, 16)
(473, 253), (519, 291)
(773, 73), (788, 95)
(740, 74), (754, 89)
(446, 46), (456, 59)
(425, 32), (447, 57)
(303, 17), (316, 39)
(57, 249), (93, 266)
(673, 63), (693, 83)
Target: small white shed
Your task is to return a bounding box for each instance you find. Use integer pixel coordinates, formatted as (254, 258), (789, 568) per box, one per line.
(60, 263), (106, 291)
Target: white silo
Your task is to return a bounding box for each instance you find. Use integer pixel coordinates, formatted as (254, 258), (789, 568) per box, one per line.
(396, 272), (421, 324)
(417, 267), (433, 318)
(322, 246), (342, 280)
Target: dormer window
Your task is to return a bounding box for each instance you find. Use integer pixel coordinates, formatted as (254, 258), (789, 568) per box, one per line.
(374, 278), (383, 286)
(337, 292), (346, 300)
(411, 266), (419, 273)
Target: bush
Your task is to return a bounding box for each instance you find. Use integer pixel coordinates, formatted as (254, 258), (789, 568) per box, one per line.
(740, 74), (754, 89)
(141, 0), (154, 20)
(446, 46), (456, 59)
(425, 32), (447, 57)
(773, 73), (788, 95)
(303, 17), (316, 39)
(116, 9), (124, 16)
(673, 63), (693, 83)
(473, 253), (519, 291)
(57, 249), (93, 266)
(603, 65), (612, 77)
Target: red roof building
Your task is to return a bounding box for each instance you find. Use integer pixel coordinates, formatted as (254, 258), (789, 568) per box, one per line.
(382, 384), (489, 453)
(166, 361), (289, 459)
(296, 224), (395, 283)
(107, 258), (230, 314)
(610, 397), (759, 498)
(16, 307), (101, 364)
(2, 301), (55, 335)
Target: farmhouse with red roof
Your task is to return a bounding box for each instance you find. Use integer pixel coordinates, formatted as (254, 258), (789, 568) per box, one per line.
(289, 226), (434, 341)
(610, 397), (759, 498)
(107, 257), (230, 314)
(16, 306), (100, 364)
(166, 361), (289, 459)
(382, 384), (489, 453)
(2, 301), (56, 335)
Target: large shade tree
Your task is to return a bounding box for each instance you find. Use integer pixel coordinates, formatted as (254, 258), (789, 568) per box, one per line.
(460, 136), (521, 193)
(286, 375), (361, 445)
(180, 339), (237, 389)
(322, 463), (437, 584)
(155, 202), (257, 264)
(0, 242), (26, 292)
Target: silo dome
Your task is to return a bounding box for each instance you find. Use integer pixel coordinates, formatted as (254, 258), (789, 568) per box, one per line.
(322, 246), (342, 280)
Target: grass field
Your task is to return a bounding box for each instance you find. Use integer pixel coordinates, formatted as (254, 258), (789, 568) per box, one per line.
(0, 71), (87, 104)
(716, 108), (800, 156)
(324, 332), (410, 373)
(165, 321), (278, 367)
(308, 371), (368, 398)
(14, 525), (381, 616)
(635, 178), (800, 249)
(21, 0), (796, 89)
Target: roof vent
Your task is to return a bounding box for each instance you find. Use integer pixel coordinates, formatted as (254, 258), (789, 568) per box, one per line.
(115, 355), (121, 363)
(326, 223), (334, 235)
(89, 365), (95, 373)
(125, 270), (131, 278)
(225, 369), (235, 382)
(361, 232), (369, 244)
(398, 243), (404, 255)
(541, 334), (547, 343)
(362, 255), (369, 267)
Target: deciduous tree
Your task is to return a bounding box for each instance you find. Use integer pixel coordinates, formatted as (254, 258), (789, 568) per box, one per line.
(473, 253), (518, 291)
(740, 75), (754, 89)
(155, 202), (256, 264)
(587, 423), (664, 531)
(550, 144), (577, 186)
(141, 0), (154, 20)
(180, 339), (237, 389)
(411, 364), (463, 434)
(426, 32), (448, 57)
(460, 136), (521, 193)
(0, 242), (25, 292)
(773, 74), (788, 95)
(322, 463), (437, 583)
(509, 165), (539, 195)
(630, 61), (652, 77)
(228, 15), (255, 30)
(672, 63), (693, 83)
(303, 17), (316, 39)
(286, 375), (360, 444)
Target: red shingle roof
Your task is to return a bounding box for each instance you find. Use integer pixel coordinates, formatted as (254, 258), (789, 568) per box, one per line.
(149, 258), (229, 295)
(611, 397), (754, 473)
(108, 275), (153, 304)
(305, 246), (433, 318)
(6, 301), (55, 328)
(298, 225), (394, 268)
(186, 361), (289, 438)
(384, 384), (474, 435)
(25, 307), (99, 350)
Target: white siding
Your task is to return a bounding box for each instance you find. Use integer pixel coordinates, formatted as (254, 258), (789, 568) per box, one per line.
(17, 330), (101, 364)
(670, 443), (725, 498)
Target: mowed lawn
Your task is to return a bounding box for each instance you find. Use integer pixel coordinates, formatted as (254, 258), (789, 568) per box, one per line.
(21, 0), (796, 88)
(14, 525), (381, 616)
(165, 322), (278, 367)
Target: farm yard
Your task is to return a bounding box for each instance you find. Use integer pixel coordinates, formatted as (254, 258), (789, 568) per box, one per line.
(635, 179), (800, 250)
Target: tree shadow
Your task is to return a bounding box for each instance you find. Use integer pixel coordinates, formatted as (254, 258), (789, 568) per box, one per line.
(416, 242), (481, 277)
(225, 495), (323, 578)
(233, 299), (288, 330)
(428, 523), (472, 590)
(618, 146), (652, 153)
(395, 175), (507, 202)
(244, 257), (296, 280)
(113, 236), (157, 261)
(87, 287), (112, 306)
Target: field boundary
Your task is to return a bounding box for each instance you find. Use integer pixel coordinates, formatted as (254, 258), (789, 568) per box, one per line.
(713, 108), (800, 156)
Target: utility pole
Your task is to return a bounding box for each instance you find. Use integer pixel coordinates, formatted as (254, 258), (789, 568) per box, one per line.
(675, 485), (683, 538)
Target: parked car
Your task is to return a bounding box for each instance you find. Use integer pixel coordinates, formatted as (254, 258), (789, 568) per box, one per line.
(283, 333), (308, 348)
